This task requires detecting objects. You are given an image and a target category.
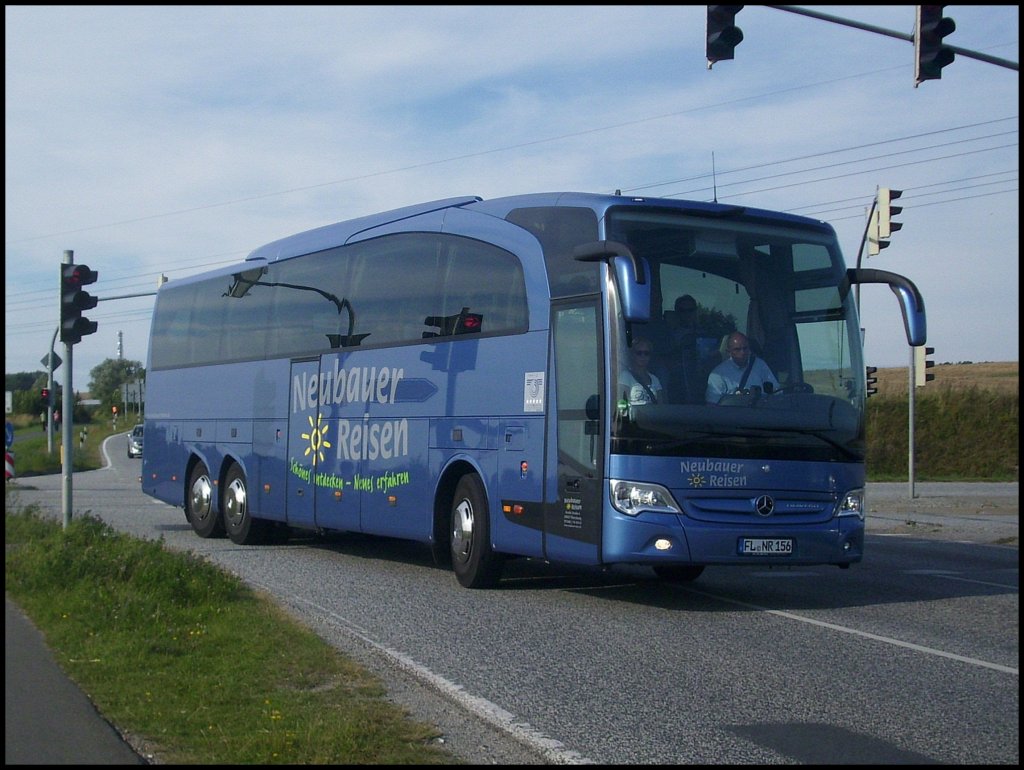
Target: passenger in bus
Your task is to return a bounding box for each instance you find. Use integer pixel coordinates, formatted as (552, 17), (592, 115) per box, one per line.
(705, 331), (779, 403)
(663, 294), (704, 404)
(620, 336), (664, 405)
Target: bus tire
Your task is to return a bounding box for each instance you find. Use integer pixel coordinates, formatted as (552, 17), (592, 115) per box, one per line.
(222, 464), (266, 545)
(450, 474), (503, 589)
(186, 462), (223, 538)
(653, 565), (705, 582)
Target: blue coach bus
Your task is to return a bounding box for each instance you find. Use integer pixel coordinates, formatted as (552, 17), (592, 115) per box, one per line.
(141, 192), (926, 588)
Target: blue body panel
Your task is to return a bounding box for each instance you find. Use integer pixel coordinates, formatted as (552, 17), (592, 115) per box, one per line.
(603, 455), (864, 566)
(143, 191), (870, 574)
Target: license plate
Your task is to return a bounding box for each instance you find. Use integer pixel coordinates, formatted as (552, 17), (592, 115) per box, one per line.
(739, 538), (793, 555)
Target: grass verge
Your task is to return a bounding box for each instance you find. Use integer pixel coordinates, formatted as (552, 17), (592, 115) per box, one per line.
(865, 387), (1018, 480)
(5, 501), (458, 765)
(6, 412), (124, 476)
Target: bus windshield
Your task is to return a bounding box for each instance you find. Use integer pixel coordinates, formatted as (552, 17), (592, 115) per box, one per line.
(606, 207), (865, 463)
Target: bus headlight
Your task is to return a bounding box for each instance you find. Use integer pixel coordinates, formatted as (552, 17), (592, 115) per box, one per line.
(610, 479), (681, 517)
(836, 488), (865, 520)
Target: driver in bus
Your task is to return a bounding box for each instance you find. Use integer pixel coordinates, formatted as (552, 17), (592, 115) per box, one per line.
(706, 331), (779, 403)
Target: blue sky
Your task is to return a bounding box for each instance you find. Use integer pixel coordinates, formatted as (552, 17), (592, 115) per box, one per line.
(5, 5), (1019, 382)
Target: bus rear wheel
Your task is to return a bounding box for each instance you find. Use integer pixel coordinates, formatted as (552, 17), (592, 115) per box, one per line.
(223, 464), (268, 545)
(450, 474), (503, 589)
(186, 462), (223, 538)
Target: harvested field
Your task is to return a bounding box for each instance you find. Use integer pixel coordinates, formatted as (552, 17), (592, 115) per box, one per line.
(871, 360), (1017, 398)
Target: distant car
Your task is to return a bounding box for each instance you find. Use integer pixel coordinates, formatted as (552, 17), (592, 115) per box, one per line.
(127, 424), (144, 458)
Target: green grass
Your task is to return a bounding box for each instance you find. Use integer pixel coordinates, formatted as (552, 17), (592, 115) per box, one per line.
(865, 387), (1019, 481)
(6, 410), (126, 476)
(4, 503), (459, 765)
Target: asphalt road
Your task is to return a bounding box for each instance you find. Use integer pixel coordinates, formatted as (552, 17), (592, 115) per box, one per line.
(5, 436), (1018, 764)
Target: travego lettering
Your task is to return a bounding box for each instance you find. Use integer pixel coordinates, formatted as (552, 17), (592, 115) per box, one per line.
(292, 363), (404, 412)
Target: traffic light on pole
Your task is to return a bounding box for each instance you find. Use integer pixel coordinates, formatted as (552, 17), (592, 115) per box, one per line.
(706, 6), (744, 69)
(877, 187), (902, 239)
(915, 5), (955, 86)
(868, 187), (902, 256)
(865, 366), (878, 398)
(914, 346), (935, 387)
(60, 263), (99, 345)
(40, 387), (51, 402)
(867, 209), (886, 256)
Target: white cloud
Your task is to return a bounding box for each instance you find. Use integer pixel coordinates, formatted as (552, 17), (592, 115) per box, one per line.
(5, 5), (1019, 381)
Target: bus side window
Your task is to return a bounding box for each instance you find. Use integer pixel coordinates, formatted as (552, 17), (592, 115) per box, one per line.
(439, 237), (527, 336)
(347, 235), (443, 346)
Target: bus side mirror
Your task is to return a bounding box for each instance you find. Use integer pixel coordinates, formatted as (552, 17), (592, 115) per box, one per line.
(847, 268), (927, 346)
(573, 241), (651, 323)
(611, 255), (651, 323)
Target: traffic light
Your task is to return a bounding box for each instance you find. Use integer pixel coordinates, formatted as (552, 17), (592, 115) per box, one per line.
(865, 366), (878, 398)
(877, 187), (902, 239)
(915, 5), (955, 86)
(60, 263), (99, 345)
(706, 6), (744, 68)
(40, 387), (51, 402)
(914, 346), (935, 387)
(867, 187), (903, 256)
(423, 307), (483, 338)
(867, 210), (887, 256)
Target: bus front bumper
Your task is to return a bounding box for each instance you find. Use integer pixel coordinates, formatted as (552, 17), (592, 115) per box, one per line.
(602, 509), (864, 568)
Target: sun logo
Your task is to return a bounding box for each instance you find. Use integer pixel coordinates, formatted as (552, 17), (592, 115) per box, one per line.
(301, 414), (331, 465)
(689, 474), (706, 488)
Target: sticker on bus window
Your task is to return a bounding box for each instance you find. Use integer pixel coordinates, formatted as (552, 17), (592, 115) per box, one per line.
(524, 372), (545, 412)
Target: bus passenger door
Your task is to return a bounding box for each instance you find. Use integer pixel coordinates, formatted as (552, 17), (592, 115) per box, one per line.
(309, 353), (362, 534)
(545, 301), (604, 564)
(287, 359), (321, 530)
(287, 356), (362, 533)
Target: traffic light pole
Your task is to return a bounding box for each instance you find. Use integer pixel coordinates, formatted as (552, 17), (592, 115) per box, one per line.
(908, 346), (917, 500)
(764, 5), (1018, 72)
(55, 248), (101, 528)
(47, 326), (58, 455)
(853, 196), (878, 315)
(61, 249), (74, 529)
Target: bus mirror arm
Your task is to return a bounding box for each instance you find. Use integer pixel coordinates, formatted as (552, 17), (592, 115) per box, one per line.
(572, 241), (651, 323)
(226, 266), (268, 298)
(846, 268), (927, 347)
(228, 273), (359, 347)
(573, 241), (645, 284)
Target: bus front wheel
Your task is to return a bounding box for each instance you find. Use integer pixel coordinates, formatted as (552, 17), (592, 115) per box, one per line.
(450, 474), (503, 589)
(186, 462), (223, 538)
